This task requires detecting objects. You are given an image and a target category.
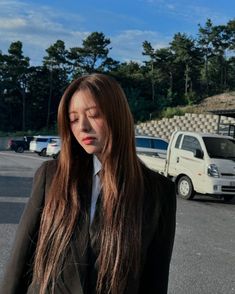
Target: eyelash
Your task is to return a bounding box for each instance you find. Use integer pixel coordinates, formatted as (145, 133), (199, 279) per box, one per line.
(70, 118), (78, 124)
(88, 114), (98, 118)
(69, 113), (99, 124)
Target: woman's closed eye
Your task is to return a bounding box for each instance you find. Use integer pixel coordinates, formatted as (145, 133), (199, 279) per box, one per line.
(87, 109), (100, 118)
(69, 107), (101, 125)
(69, 117), (79, 124)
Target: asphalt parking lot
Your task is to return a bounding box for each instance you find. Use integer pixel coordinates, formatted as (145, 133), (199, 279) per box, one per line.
(0, 151), (235, 293)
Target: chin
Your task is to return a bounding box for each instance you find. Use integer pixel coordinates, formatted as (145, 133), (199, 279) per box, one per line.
(84, 147), (100, 155)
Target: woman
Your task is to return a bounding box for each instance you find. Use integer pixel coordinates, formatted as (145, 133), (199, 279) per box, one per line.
(1, 74), (176, 294)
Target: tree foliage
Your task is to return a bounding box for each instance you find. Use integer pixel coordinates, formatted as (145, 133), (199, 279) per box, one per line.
(68, 32), (118, 76)
(0, 20), (235, 132)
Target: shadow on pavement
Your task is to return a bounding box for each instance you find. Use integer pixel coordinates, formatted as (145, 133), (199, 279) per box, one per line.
(0, 175), (33, 224)
(191, 195), (235, 205)
(0, 202), (25, 224)
(0, 175), (33, 198)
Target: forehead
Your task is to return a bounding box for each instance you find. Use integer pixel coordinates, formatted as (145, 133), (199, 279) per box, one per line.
(69, 89), (98, 110)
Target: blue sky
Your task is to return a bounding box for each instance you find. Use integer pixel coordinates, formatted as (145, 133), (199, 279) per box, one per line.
(0, 0), (234, 65)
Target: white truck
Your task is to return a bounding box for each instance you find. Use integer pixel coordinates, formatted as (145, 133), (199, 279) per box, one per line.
(138, 131), (235, 201)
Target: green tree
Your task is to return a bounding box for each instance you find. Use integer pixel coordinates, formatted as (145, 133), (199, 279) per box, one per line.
(226, 56), (235, 89)
(142, 41), (156, 101)
(1, 41), (30, 131)
(170, 33), (202, 104)
(153, 47), (176, 106)
(211, 24), (230, 91)
(43, 40), (69, 129)
(223, 20), (235, 89)
(0, 51), (9, 131)
(198, 20), (233, 94)
(198, 19), (215, 95)
(226, 19), (235, 51)
(112, 61), (158, 121)
(69, 32), (117, 74)
(67, 47), (83, 78)
(26, 66), (53, 131)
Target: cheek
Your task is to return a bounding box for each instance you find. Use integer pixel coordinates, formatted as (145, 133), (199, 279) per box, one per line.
(99, 121), (108, 138)
(92, 119), (106, 135)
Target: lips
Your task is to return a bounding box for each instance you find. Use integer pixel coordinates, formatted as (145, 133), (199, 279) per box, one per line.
(82, 136), (96, 145)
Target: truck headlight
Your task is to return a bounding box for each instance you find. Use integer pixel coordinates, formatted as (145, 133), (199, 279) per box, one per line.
(207, 164), (219, 177)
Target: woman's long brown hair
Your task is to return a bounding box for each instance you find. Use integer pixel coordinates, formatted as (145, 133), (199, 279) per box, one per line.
(32, 74), (144, 293)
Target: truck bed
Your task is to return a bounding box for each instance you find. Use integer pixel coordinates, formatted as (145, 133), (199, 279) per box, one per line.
(138, 154), (166, 174)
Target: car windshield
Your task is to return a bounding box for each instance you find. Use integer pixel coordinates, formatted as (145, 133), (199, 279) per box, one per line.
(203, 137), (235, 159)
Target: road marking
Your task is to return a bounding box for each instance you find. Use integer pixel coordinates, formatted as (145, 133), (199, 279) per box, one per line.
(0, 196), (29, 203)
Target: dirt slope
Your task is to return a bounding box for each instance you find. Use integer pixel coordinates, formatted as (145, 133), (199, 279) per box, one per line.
(194, 92), (235, 113)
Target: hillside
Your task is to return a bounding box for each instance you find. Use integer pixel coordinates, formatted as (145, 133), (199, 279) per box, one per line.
(135, 92), (235, 140)
(192, 92), (235, 114)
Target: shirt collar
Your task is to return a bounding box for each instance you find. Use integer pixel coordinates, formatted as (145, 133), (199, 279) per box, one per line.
(93, 155), (102, 176)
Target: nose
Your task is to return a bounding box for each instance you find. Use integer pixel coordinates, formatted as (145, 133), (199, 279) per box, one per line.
(78, 116), (91, 132)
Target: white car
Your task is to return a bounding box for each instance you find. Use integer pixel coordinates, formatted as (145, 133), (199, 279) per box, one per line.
(30, 135), (60, 156)
(46, 138), (61, 159)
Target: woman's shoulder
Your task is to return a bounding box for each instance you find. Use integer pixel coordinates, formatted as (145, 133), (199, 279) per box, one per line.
(33, 159), (58, 189)
(141, 161), (176, 209)
(35, 159), (58, 176)
(40, 158), (58, 169)
(30, 159), (59, 203)
(141, 162), (174, 193)
(140, 162), (176, 227)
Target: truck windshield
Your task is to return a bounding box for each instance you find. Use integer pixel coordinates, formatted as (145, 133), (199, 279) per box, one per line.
(203, 137), (235, 159)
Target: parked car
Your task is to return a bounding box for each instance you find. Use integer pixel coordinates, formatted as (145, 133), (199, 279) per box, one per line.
(46, 138), (61, 159)
(29, 135), (60, 156)
(135, 135), (169, 158)
(8, 136), (34, 153)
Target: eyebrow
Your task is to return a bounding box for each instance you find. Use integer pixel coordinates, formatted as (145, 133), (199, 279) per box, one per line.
(68, 106), (97, 115)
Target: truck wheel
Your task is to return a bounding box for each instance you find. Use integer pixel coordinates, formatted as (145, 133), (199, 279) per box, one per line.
(53, 152), (60, 159)
(223, 195), (234, 202)
(16, 146), (24, 153)
(177, 176), (195, 200)
(39, 148), (46, 157)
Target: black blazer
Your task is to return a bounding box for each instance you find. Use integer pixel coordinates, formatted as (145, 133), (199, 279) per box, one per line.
(1, 159), (176, 294)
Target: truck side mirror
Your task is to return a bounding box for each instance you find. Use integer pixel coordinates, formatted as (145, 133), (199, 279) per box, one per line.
(194, 149), (204, 159)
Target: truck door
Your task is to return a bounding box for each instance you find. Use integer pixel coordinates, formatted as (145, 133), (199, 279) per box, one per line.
(167, 133), (183, 175)
(174, 135), (205, 189)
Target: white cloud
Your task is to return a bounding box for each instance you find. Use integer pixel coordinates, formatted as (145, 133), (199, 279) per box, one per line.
(0, 18), (27, 29)
(142, 0), (232, 25)
(0, 0), (171, 64)
(0, 1), (87, 63)
(166, 4), (175, 11)
(5, 0), (226, 65)
(110, 30), (170, 63)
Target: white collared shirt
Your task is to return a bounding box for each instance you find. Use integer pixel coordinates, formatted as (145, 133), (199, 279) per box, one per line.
(90, 155), (102, 224)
